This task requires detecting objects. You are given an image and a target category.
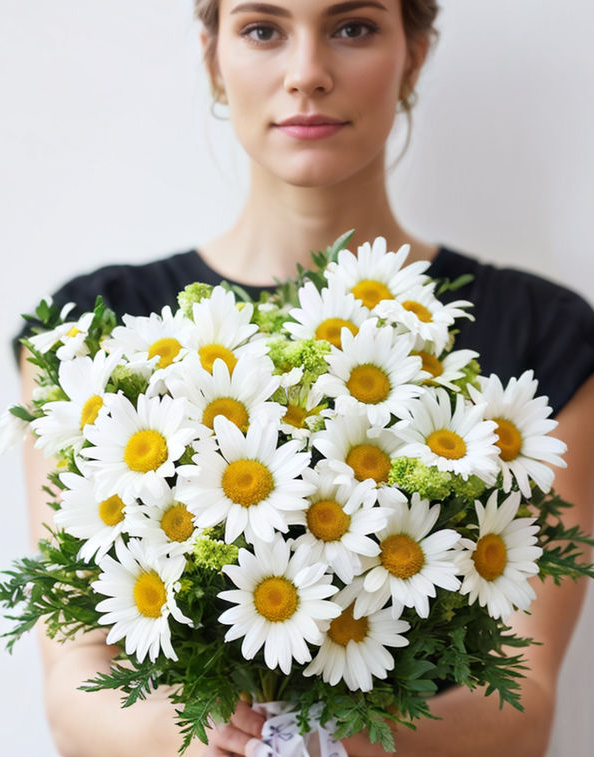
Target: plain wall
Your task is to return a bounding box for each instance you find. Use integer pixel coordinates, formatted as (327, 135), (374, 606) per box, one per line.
(1, 1), (592, 754)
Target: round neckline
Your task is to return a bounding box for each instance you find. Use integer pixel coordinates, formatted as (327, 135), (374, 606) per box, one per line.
(188, 246), (447, 296)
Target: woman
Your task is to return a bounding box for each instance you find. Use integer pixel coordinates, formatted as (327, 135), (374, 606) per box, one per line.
(18, 1), (594, 756)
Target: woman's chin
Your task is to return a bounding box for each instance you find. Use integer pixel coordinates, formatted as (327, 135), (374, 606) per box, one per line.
(262, 156), (367, 190)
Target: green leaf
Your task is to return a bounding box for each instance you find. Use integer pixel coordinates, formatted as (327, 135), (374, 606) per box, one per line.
(9, 405), (36, 423)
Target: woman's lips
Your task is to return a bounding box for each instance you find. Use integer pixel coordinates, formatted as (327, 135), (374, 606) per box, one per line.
(274, 114), (349, 140)
(274, 123), (347, 140)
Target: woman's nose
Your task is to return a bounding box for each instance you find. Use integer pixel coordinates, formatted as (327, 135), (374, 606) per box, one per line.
(283, 34), (334, 97)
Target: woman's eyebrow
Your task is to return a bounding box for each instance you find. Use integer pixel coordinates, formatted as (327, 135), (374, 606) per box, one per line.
(230, 2), (389, 18)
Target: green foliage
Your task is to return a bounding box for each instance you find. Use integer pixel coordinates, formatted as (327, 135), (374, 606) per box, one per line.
(80, 658), (164, 707)
(275, 229), (355, 305)
(388, 457), (485, 502)
(109, 365), (149, 405)
(253, 303), (290, 334)
(435, 273), (474, 296)
(85, 296), (118, 355)
(451, 358), (483, 396)
(193, 536), (239, 572)
(0, 531), (101, 651)
(219, 281), (255, 304)
(531, 488), (594, 583)
(177, 282), (214, 316)
(268, 337), (331, 381)
(9, 404), (38, 423)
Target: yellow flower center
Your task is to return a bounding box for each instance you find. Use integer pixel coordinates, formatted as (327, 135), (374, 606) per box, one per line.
(351, 279), (393, 310)
(345, 444), (391, 483)
(198, 344), (238, 374)
(124, 430), (168, 473)
(160, 504), (194, 542)
(66, 326), (80, 338)
(133, 571), (167, 618)
(472, 533), (508, 581)
(202, 398), (249, 432)
(147, 337), (182, 369)
(416, 351), (444, 379)
(426, 429), (467, 460)
(315, 318), (358, 349)
(493, 417), (523, 462)
(346, 364), (391, 405)
(306, 499), (350, 542)
(80, 395), (104, 429)
(222, 459), (274, 507)
(328, 603), (368, 646)
(283, 404), (307, 429)
(253, 576), (298, 622)
(98, 494), (126, 527)
(402, 300), (433, 323)
(380, 534), (425, 579)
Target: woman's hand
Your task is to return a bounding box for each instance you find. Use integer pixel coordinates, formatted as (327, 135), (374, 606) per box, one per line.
(205, 701), (266, 757)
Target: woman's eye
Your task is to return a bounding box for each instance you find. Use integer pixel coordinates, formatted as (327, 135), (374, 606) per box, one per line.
(241, 24), (280, 44)
(335, 21), (378, 40)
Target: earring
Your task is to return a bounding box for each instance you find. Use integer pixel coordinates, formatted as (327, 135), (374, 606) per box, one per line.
(398, 89), (419, 113)
(210, 98), (230, 120)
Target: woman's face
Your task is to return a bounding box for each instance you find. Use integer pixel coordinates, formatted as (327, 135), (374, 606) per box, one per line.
(212, 0), (423, 188)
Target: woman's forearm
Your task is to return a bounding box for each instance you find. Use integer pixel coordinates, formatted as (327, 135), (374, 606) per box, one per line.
(42, 634), (206, 757)
(342, 680), (554, 757)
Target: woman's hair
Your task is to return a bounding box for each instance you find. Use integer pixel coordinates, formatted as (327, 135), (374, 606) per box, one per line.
(195, 0), (440, 107)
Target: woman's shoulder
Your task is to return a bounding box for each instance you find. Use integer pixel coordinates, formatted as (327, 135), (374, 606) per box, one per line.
(49, 249), (206, 319)
(433, 247), (594, 414)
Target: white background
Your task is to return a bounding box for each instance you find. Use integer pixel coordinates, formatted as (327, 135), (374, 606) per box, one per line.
(1, 1), (593, 755)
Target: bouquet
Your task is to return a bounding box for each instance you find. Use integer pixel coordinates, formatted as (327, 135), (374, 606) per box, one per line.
(2, 231), (593, 755)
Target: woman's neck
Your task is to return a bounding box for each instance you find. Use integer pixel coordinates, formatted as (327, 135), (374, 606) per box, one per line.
(199, 158), (438, 287)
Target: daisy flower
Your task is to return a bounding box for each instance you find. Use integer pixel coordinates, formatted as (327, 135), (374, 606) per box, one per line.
(125, 483), (200, 558)
(0, 409), (29, 454)
(31, 350), (121, 456)
(456, 490), (543, 621)
(81, 393), (197, 501)
(375, 284), (473, 355)
(292, 469), (388, 583)
(218, 537), (340, 674)
(355, 494), (461, 619)
(106, 306), (193, 371)
(92, 538), (191, 662)
(285, 280), (368, 350)
(315, 320), (424, 427)
(188, 286), (268, 373)
(325, 236), (431, 312)
(55, 471), (129, 563)
(176, 416), (315, 544)
(313, 412), (403, 490)
(468, 371), (567, 497)
(414, 345), (480, 392)
(393, 388), (500, 483)
(28, 310), (95, 361)
(164, 353), (283, 437)
(303, 578), (409, 691)
(278, 368), (327, 443)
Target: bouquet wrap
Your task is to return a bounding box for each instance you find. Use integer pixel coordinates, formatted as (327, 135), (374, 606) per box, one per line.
(253, 702), (348, 757)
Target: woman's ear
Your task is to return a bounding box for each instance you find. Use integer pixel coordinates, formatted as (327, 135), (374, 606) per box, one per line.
(200, 29), (227, 103)
(401, 34), (431, 100)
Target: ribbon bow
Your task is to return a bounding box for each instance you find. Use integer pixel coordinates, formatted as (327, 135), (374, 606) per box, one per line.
(252, 702), (348, 757)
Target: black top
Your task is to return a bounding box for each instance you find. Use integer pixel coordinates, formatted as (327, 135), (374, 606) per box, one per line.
(16, 247), (594, 416)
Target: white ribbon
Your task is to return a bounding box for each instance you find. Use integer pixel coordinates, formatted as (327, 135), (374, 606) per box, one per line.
(252, 702), (348, 757)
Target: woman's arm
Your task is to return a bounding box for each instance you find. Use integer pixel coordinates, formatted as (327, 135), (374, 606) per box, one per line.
(342, 373), (594, 757)
(21, 356), (266, 757)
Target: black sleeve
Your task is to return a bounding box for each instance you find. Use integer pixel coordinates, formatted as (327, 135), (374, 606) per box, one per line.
(12, 251), (201, 363)
(433, 250), (594, 416)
